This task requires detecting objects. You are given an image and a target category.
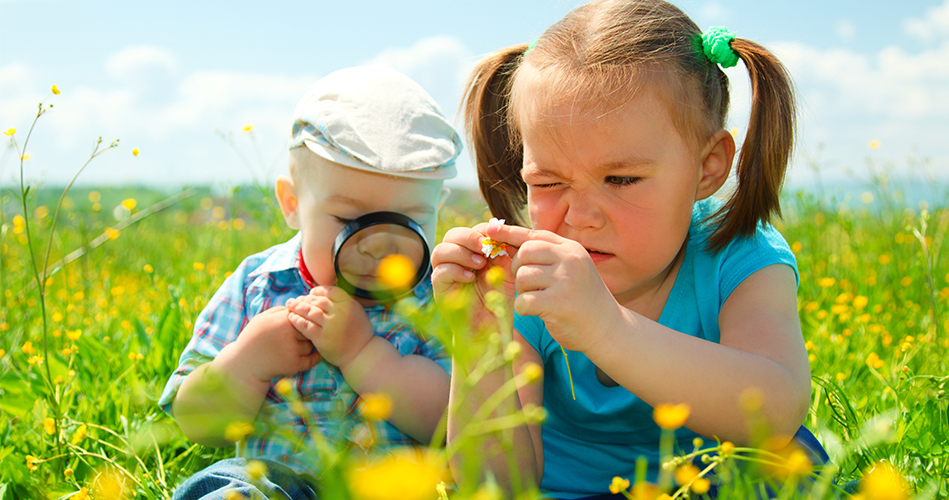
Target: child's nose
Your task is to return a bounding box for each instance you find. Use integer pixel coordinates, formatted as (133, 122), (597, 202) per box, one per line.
(562, 191), (605, 230)
(356, 232), (398, 260)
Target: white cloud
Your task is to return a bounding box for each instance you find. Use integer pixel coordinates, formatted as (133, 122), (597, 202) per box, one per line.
(903, 0), (949, 42)
(699, 2), (729, 23)
(1, 37), (478, 187)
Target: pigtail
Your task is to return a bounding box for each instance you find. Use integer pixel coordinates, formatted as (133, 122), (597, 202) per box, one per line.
(462, 45), (530, 227)
(707, 38), (796, 252)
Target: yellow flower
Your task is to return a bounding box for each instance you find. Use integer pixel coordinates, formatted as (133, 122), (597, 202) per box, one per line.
(132, 147), (140, 156)
(22, 341), (35, 355)
(121, 198), (137, 211)
(26, 454), (39, 471)
(818, 277), (836, 288)
(0, 349), (5, 358)
(675, 464), (700, 485)
(868, 140), (880, 150)
(720, 441), (735, 455)
(866, 352), (884, 369)
(860, 462), (908, 500)
(609, 476), (630, 494)
(28, 355), (44, 365)
(105, 227), (120, 240)
(485, 265), (506, 287)
(246, 459), (268, 480)
(521, 362), (543, 384)
(92, 469), (130, 500)
(64, 467), (74, 477)
(224, 421), (255, 443)
(71, 424), (87, 444)
(653, 403), (690, 430)
(691, 477), (711, 494)
(242, 124), (254, 132)
(51, 85), (61, 95)
(193, 262), (205, 271)
(71, 488), (89, 500)
(347, 448), (448, 500)
(790, 241), (802, 254)
(3, 128), (14, 136)
(853, 295), (869, 309)
(274, 378), (294, 397)
(44, 417), (56, 435)
(360, 392), (394, 421)
(377, 254), (415, 290)
(67, 329), (82, 340)
(89, 191), (101, 203)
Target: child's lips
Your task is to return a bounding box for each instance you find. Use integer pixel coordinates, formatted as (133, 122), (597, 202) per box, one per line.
(585, 247), (613, 262)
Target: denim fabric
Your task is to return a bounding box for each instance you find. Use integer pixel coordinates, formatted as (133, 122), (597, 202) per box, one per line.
(172, 458), (319, 500)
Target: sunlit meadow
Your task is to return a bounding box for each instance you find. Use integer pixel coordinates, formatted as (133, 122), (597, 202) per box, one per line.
(1, 90), (947, 499)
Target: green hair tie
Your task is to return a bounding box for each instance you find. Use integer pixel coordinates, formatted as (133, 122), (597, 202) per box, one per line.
(702, 26), (739, 68)
(525, 39), (538, 55)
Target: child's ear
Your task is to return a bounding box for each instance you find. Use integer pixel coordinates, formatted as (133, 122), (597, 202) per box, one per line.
(695, 129), (735, 201)
(275, 175), (300, 230)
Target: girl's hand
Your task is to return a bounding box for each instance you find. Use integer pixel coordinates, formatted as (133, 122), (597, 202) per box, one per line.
(431, 224), (516, 334)
(286, 286), (373, 369)
(486, 223), (621, 353)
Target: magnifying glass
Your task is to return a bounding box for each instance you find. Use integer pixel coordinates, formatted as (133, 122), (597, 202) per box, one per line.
(333, 211), (430, 301)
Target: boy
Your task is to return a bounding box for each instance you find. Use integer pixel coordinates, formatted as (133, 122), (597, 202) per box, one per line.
(160, 66), (462, 499)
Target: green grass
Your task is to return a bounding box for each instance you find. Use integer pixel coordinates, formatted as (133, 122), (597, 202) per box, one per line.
(1, 180), (947, 499)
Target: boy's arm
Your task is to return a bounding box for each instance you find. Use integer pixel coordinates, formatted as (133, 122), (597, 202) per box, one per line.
(337, 336), (450, 444)
(286, 287), (449, 444)
(172, 307), (321, 447)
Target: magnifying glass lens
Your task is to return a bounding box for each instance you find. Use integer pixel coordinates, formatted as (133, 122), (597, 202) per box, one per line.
(333, 212), (430, 300)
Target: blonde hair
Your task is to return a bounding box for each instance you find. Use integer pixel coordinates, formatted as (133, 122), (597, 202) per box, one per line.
(463, 0), (795, 252)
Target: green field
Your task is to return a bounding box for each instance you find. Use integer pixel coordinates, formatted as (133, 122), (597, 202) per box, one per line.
(2, 172), (948, 497)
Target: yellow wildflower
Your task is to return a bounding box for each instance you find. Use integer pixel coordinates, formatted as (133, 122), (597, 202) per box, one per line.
(132, 147), (140, 156)
(274, 378), (294, 397)
(246, 460), (268, 480)
(193, 262), (205, 271)
(866, 352), (884, 369)
(720, 441), (735, 455)
(242, 124), (254, 132)
(224, 421), (255, 443)
(653, 403), (690, 430)
(67, 329), (82, 340)
(485, 265), (506, 287)
(26, 454), (39, 471)
(71, 488), (89, 500)
(92, 469), (129, 500)
(105, 227), (120, 240)
(22, 341), (35, 355)
(64, 467), (74, 477)
(3, 128), (15, 136)
(609, 476), (630, 494)
(868, 140), (880, 150)
(347, 448), (448, 500)
(521, 362), (543, 384)
(0, 349), (5, 357)
(360, 393), (394, 421)
(44, 417), (56, 435)
(121, 198), (137, 211)
(28, 355), (44, 365)
(51, 85), (61, 95)
(818, 277), (836, 288)
(377, 254), (415, 290)
(675, 463), (700, 485)
(71, 424), (87, 444)
(853, 295), (869, 309)
(860, 462), (908, 500)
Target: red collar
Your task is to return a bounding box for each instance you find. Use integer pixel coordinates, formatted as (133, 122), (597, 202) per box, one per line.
(297, 247), (316, 288)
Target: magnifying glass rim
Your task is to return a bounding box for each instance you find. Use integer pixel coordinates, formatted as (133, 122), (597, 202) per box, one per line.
(332, 211), (431, 300)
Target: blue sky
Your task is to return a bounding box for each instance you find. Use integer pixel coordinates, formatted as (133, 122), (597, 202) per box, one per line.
(2, 0), (947, 195)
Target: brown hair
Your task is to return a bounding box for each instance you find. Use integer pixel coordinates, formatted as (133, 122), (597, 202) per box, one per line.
(462, 0), (796, 252)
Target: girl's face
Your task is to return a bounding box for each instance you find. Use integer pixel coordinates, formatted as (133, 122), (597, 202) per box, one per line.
(520, 86), (709, 307)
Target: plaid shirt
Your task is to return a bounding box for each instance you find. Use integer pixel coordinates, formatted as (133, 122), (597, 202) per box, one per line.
(159, 233), (448, 475)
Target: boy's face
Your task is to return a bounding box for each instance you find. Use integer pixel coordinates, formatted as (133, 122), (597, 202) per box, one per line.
(277, 149), (446, 290)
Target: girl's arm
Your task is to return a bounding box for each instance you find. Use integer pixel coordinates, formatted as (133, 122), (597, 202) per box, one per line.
(432, 225), (544, 493)
(447, 330), (545, 492)
(586, 264), (811, 445)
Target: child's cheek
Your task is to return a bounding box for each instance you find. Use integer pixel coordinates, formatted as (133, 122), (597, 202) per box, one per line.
(527, 191), (564, 230)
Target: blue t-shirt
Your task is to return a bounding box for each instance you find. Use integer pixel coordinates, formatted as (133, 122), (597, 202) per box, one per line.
(514, 198), (797, 498)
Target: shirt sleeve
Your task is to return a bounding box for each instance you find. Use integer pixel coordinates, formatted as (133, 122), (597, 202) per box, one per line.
(718, 224), (798, 305)
(158, 258), (257, 414)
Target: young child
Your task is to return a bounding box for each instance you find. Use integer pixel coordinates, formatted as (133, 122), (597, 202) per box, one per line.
(431, 0), (828, 497)
(160, 65), (462, 499)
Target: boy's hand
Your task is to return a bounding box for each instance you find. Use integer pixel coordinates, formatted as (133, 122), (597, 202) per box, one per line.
(215, 306), (322, 388)
(286, 286), (373, 370)
(431, 223), (517, 334)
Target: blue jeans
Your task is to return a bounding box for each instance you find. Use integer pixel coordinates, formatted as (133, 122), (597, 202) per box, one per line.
(173, 458), (319, 500)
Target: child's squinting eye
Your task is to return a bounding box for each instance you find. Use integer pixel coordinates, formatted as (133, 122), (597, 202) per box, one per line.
(333, 216), (353, 225)
(605, 176), (642, 187)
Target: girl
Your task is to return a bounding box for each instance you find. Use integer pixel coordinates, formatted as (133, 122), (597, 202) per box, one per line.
(431, 0), (828, 498)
